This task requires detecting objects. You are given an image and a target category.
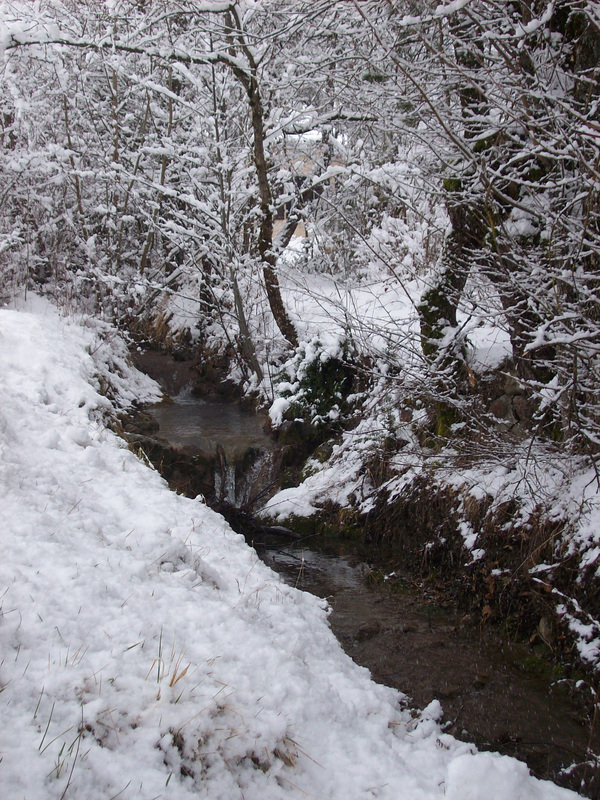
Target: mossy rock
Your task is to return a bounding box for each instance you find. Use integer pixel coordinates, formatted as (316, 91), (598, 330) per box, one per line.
(435, 402), (461, 438)
(312, 441), (335, 463)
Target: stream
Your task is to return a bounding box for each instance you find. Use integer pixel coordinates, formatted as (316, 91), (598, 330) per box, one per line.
(133, 349), (599, 797)
(253, 530), (598, 792)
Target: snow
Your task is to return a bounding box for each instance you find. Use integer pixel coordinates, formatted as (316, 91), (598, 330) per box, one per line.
(263, 316), (600, 673)
(269, 395), (293, 427)
(445, 752), (575, 800)
(0, 303), (583, 799)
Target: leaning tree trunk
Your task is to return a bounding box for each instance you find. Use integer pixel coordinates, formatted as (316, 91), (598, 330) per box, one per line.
(245, 74), (298, 349)
(225, 7), (298, 351)
(418, 193), (486, 365)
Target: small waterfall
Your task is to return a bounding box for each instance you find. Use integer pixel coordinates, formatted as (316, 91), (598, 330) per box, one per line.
(236, 450), (277, 509)
(146, 389), (279, 511)
(214, 444), (231, 505)
(214, 443), (278, 510)
(224, 465), (237, 505)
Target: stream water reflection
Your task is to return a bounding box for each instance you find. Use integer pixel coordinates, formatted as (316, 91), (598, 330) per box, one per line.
(150, 389), (274, 460)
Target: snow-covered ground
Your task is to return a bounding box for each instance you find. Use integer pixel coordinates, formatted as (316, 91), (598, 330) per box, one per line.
(0, 301), (582, 799)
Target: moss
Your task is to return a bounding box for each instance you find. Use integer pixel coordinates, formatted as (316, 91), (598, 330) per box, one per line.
(417, 281), (468, 370)
(520, 653), (553, 677)
(417, 285), (453, 357)
(258, 507), (365, 553)
(363, 72), (388, 84)
(264, 514), (318, 538)
(366, 569), (411, 593)
(278, 466), (302, 490)
(300, 461), (319, 481)
(443, 176), (463, 193)
(312, 441), (335, 463)
(435, 402), (460, 438)
(472, 132), (498, 154)
(416, 403), (462, 447)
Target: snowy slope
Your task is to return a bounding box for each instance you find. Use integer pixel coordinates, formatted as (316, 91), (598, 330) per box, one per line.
(0, 304), (580, 800)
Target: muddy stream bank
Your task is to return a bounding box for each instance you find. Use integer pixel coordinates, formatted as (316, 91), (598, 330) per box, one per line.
(130, 349), (599, 797)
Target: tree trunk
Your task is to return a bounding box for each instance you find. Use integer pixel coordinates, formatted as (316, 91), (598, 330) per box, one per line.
(224, 5), (299, 351)
(417, 16), (487, 378)
(246, 74), (298, 349)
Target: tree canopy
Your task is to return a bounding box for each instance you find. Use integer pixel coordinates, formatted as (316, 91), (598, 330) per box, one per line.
(1, 0), (599, 452)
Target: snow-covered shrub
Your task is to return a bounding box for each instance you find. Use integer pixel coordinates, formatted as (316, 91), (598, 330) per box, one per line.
(269, 337), (359, 431)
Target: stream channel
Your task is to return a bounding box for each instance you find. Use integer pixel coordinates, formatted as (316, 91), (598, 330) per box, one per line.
(133, 349), (599, 797)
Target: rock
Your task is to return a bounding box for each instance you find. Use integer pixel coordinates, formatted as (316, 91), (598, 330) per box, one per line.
(504, 375), (525, 396)
(276, 419), (315, 445)
(356, 621), (381, 641)
(512, 394), (533, 422)
(312, 441), (334, 462)
(490, 395), (516, 422)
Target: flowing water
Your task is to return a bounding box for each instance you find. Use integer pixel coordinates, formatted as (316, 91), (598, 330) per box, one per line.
(151, 391), (276, 507)
(254, 531), (599, 793)
(137, 350), (599, 796)
(150, 389), (274, 461)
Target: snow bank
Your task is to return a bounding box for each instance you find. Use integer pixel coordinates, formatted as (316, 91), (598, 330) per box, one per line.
(0, 304), (581, 799)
